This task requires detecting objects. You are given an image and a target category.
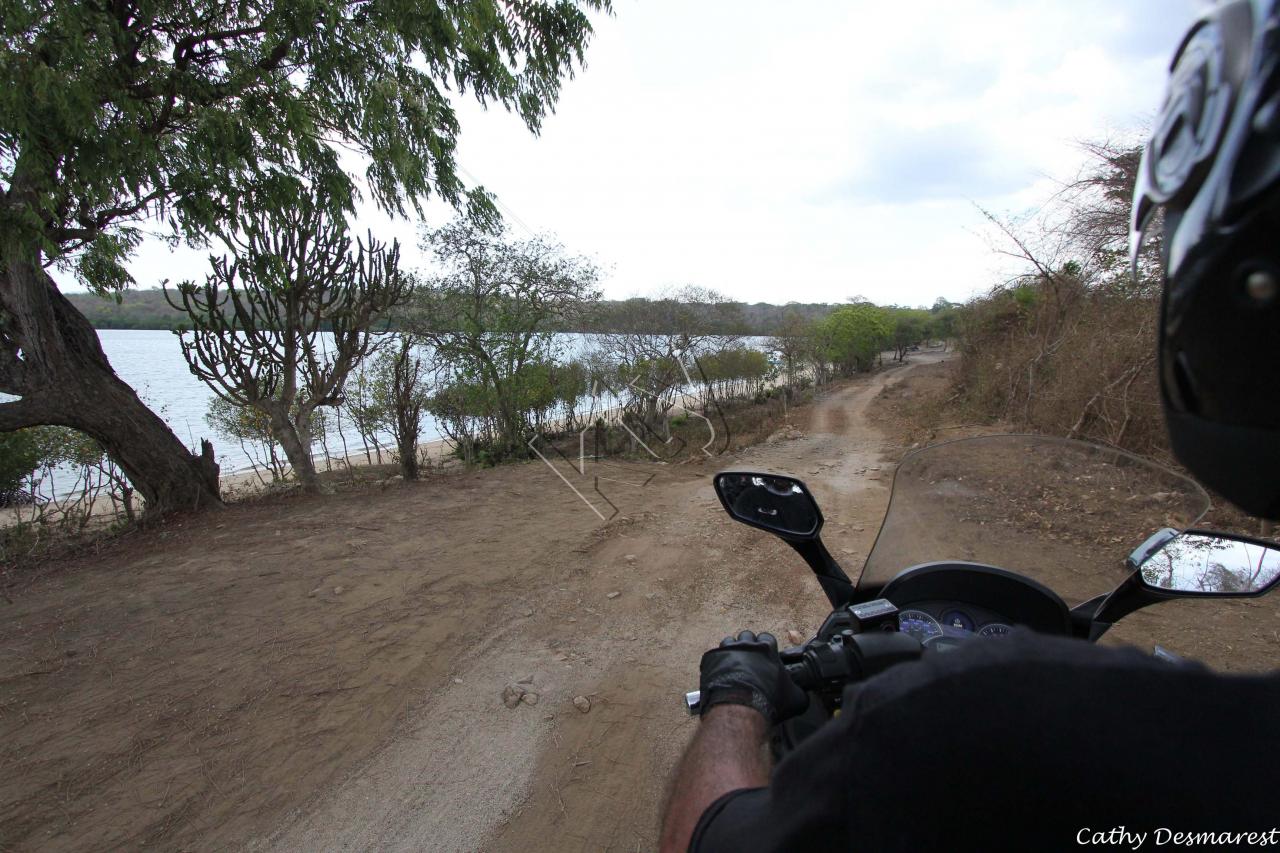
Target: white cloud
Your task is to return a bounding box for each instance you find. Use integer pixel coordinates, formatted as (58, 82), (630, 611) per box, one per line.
(64, 0), (1203, 308)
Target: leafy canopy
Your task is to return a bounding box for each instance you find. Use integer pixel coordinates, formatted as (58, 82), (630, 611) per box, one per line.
(0, 0), (608, 293)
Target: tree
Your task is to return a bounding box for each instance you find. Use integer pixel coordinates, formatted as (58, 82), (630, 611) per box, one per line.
(169, 196), (408, 491)
(772, 310), (814, 388)
(594, 285), (743, 430)
(371, 335), (429, 480)
(818, 303), (892, 375)
(0, 0), (607, 516)
(410, 219), (600, 460)
(888, 307), (929, 362)
(204, 393), (328, 485)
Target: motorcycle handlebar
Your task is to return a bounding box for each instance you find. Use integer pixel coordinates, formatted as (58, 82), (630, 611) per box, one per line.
(683, 661), (817, 715)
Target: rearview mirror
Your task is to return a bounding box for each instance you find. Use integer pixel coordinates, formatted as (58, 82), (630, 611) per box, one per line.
(714, 472), (823, 540)
(1137, 530), (1280, 596)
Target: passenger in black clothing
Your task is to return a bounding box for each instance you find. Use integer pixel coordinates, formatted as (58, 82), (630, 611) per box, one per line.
(661, 1), (1280, 849)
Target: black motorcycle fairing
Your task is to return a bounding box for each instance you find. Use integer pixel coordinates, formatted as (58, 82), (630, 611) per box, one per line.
(872, 562), (1072, 635)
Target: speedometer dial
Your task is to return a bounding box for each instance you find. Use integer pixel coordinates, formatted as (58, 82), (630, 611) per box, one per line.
(979, 623), (1012, 638)
(898, 610), (943, 643)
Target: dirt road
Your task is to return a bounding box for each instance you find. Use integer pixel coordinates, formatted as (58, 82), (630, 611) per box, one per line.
(0, 355), (933, 852)
(11, 349), (1276, 852)
(251, 358), (931, 853)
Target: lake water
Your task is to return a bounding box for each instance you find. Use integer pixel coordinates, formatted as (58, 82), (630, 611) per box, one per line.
(101, 329), (442, 476)
(96, 329), (773, 480)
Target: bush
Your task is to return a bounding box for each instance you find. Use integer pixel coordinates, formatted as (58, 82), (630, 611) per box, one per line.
(955, 274), (1165, 458)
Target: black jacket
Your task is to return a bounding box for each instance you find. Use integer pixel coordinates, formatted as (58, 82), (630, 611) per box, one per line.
(691, 631), (1280, 852)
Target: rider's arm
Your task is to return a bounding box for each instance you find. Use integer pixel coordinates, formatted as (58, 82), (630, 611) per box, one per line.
(658, 704), (769, 852)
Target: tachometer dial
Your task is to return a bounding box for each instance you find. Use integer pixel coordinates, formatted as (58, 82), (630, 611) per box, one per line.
(939, 609), (975, 632)
(979, 623), (1012, 638)
(898, 610), (943, 643)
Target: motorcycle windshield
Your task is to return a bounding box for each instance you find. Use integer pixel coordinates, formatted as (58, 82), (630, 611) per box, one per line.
(859, 435), (1212, 606)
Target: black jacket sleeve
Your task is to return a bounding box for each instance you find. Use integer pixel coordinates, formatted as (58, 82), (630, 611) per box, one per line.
(690, 630), (1280, 853)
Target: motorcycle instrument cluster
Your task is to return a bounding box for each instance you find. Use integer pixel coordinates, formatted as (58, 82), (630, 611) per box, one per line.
(896, 602), (1013, 648)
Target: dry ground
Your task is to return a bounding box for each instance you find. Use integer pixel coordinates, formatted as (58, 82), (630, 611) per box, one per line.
(4, 350), (1277, 852)
(0, 357), (917, 852)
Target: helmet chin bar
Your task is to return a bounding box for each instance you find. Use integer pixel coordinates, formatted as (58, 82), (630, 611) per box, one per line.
(1164, 408), (1280, 521)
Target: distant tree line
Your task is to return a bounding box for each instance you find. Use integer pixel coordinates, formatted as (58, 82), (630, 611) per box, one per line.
(66, 288), (882, 337)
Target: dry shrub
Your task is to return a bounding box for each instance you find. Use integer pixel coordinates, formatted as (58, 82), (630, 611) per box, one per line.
(956, 275), (1168, 460)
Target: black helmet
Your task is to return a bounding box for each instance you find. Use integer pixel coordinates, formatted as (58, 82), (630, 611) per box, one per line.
(1132, 0), (1280, 520)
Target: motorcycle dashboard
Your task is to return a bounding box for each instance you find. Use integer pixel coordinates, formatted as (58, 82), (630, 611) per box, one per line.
(895, 600), (1015, 648)
(873, 561), (1074, 637)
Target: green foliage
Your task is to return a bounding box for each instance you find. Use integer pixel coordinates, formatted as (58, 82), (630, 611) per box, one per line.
(411, 219), (600, 460)
(817, 303), (892, 375)
(886, 307), (931, 360)
(698, 347), (771, 386)
(205, 393), (328, 481)
(2, 0), (608, 290)
(0, 426), (137, 524)
(206, 395), (277, 445)
(0, 429), (43, 501)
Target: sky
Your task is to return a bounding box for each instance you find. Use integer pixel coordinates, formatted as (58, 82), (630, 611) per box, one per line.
(89, 0), (1208, 307)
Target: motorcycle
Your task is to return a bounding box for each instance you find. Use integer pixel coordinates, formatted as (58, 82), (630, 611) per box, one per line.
(684, 435), (1280, 757)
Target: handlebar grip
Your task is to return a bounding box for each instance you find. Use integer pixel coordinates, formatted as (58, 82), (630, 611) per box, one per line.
(785, 661), (815, 690)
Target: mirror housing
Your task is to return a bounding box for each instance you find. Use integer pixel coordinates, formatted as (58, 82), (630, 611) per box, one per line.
(713, 471), (855, 608)
(1135, 529), (1280, 596)
(713, 472), (823, 541)
(1077, 528), (1280, 640)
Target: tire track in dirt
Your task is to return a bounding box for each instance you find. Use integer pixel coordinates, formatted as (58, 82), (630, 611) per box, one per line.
(257, 355), (943, 853)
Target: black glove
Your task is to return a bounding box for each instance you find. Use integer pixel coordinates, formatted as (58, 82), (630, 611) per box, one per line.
(698, 630), (809, 724)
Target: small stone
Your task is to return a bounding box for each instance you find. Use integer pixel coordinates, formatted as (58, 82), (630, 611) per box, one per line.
(521, 692), (540, 706)
(517, 674), (535, 685)
(624, 554), (637, 563)
(606, 591), (620, 599)
(554, 653), (569, 661)
(502, 684), (525, 708)
(785, 629), (805, 646)
(567, 617), (577, 623)
(308, 589), (320, 598)
(453, 677), (463, 684)
(332, 586), (345, 595)
(573, 695), (592, 713)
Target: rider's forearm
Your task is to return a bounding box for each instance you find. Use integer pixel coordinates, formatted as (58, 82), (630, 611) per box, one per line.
(659, 704), (770, 852)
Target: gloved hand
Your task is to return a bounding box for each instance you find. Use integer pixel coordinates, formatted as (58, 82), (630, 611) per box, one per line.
(698, 630), (809, 724)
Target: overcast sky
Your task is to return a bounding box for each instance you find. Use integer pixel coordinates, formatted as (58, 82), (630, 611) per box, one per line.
(94, 0), (1207, 307)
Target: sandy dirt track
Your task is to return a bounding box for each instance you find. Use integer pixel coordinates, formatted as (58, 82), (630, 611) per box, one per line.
(1, 355), (925, 852)
(255, 358), (930, 852)
(8, 350), (1280, 852)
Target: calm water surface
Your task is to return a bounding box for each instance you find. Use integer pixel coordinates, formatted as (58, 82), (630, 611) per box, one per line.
(92, 329), (770, 481)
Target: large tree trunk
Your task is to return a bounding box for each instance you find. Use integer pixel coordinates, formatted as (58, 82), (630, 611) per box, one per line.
(263, 405), (320, 491)
(395, 404), (420, 480)
(0, 253), (222, 518)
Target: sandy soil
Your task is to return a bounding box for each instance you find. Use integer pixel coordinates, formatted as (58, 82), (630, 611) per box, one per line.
(5, 350), (1277, 852)
(0, 356), (918, 852)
